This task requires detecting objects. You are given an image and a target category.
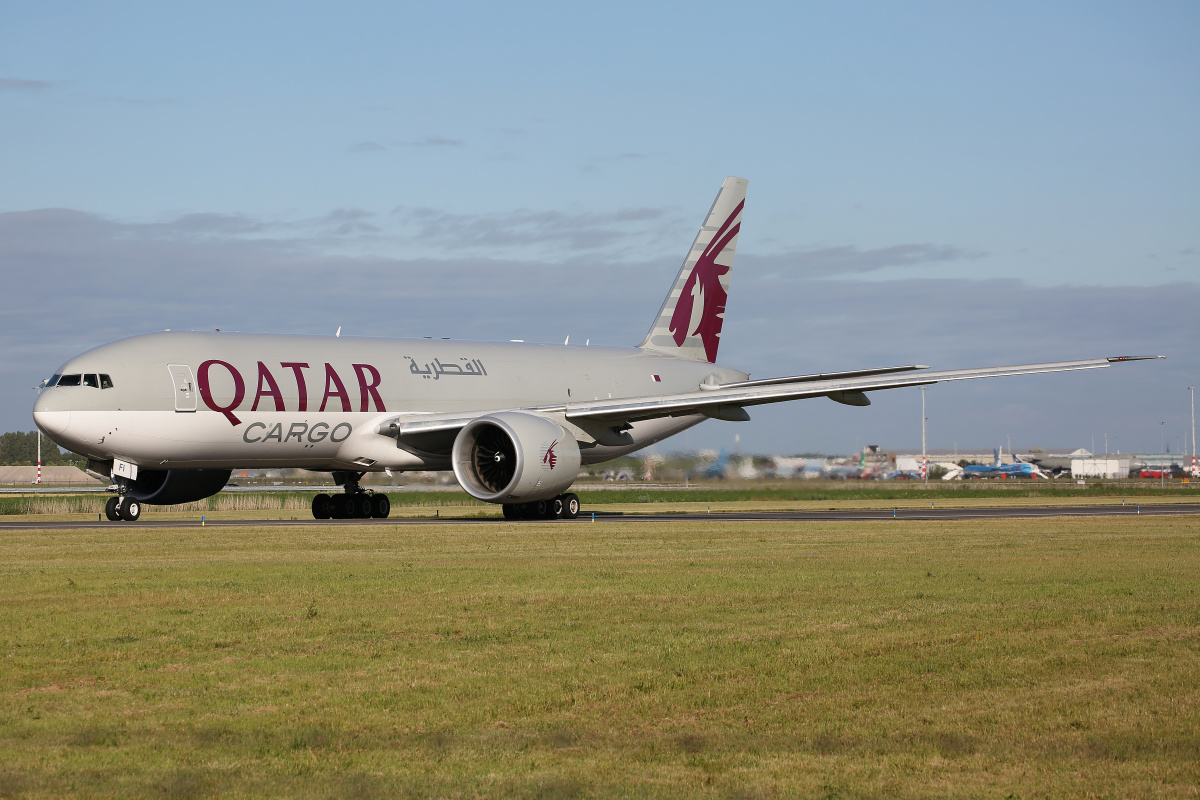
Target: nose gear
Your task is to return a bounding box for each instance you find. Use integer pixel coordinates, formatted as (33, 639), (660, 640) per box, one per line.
(102, 476), (144, 522)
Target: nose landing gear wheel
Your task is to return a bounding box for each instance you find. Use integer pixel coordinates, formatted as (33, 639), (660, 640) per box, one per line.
(105, 496), (121, 521)
(118, 497), (141, 522)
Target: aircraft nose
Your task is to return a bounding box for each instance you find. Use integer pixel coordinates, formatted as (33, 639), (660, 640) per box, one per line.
(33, 389), (71, 436)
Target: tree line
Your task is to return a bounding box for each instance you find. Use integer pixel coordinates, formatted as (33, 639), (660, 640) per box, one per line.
(0, 431), (84, 467)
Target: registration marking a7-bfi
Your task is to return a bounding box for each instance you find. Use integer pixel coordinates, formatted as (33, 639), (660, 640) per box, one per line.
(196, 357), (489, 426)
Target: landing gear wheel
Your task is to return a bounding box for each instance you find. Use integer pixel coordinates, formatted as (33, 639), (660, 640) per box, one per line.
(370, 493), (390, 519)
(502, 504), (520, 520)
(312, 493), (331, 520)
(352, 494), (373, 519)
(534, 498), (557, 520)
(552, 496), (565, 518)
(329, 495), (348, 519)
(105, 496), (121, 521)
(119, 497), (141, 522)
(561, 493), (580, 520)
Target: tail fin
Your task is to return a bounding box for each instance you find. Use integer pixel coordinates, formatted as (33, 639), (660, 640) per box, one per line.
(639, 177), (748, 362)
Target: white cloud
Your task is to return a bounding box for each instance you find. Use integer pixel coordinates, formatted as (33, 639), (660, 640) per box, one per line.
(0, 78), (52, 91)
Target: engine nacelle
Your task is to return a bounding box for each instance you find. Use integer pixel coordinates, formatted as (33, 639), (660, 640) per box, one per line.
(451, 412), (581, 503)
(124, 468), (232, 505)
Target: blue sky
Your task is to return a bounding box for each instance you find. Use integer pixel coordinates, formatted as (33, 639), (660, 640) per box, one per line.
(2, 2), (1198, 455)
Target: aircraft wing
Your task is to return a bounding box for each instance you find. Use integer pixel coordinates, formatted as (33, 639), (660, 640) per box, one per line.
(375, 355), (1160, 452)
(562, 356), (1162, 425)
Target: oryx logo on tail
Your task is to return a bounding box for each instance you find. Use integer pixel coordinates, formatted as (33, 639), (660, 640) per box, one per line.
(639, 176), (747, 364)
(668, 199), (743, 363)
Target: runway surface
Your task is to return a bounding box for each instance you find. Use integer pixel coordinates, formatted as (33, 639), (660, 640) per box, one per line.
(2, 503), (1198, 529)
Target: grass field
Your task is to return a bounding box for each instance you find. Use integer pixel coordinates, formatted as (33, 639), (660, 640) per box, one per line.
(2, 516), (1198, 798)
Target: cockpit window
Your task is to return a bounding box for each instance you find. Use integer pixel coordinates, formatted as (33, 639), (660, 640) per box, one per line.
(100, 374), (114, 389)
(57, 374), (81, 387)
(46, 375), (61, 387)
(83, 374), (100, 388)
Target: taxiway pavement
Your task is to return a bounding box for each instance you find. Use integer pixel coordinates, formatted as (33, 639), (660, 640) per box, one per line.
(2, 504), (1198, 529)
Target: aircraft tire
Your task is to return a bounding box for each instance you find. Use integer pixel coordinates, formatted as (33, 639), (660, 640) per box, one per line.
(371, 493), (390, 519)
(119, 497), (142, 522)
(551, 496), (564, 519)
(352, 494), (373, 519)
(534, 498), (556, 520)
(502, 503), (519, 520)
(561, 493), (580, 520)
(312, 494), (331, 520)
(105, 496), (121, 521)
(329, 495), (347, 519)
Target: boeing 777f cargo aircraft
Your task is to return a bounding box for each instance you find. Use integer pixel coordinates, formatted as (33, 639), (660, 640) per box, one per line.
(32, 178), (1160, 521)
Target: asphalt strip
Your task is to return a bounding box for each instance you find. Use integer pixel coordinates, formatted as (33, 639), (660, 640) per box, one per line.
(2, 504), (1199, 529)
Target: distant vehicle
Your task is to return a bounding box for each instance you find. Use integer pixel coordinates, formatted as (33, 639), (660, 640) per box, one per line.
(962, 448), (1048, 480)
(1139, 465), (1183, 479)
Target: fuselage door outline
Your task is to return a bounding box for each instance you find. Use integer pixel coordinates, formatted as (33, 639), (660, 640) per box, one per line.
(168, 364), (198, 412)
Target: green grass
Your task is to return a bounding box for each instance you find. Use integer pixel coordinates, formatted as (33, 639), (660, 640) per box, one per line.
(1, 517), (1198, 797)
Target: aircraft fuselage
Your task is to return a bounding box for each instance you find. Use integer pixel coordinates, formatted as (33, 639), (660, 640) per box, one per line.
(33, 331), (748, 473)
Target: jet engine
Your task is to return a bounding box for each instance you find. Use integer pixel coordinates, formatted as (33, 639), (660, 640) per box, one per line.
(123, 468), (232, 505)
(451, 412), (581, 503)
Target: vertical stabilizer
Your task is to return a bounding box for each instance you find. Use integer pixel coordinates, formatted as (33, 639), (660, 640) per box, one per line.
(639, 177), (748, 362)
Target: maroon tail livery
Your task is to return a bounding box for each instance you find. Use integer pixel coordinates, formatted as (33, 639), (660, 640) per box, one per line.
(640, 177), (748, 363)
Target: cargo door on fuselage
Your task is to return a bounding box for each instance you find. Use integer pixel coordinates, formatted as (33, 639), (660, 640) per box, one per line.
(168, 364), (198, 412)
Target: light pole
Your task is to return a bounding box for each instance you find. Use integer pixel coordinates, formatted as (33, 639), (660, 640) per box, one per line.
(1160, 421), (1166, 487)
(31, 381), (46, 485)
(1190, 386), (1196, 479)
(921, 386), (928, 486)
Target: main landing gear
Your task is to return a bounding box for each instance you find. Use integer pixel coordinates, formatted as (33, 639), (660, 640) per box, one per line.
(311, 491), (390, 520)
(103, 495), (142, 522)
(502, 493), (581, 521)
(311, 471), (390, 520)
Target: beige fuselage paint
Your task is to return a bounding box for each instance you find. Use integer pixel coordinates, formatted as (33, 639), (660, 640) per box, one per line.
(33, 332), (747, 472)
